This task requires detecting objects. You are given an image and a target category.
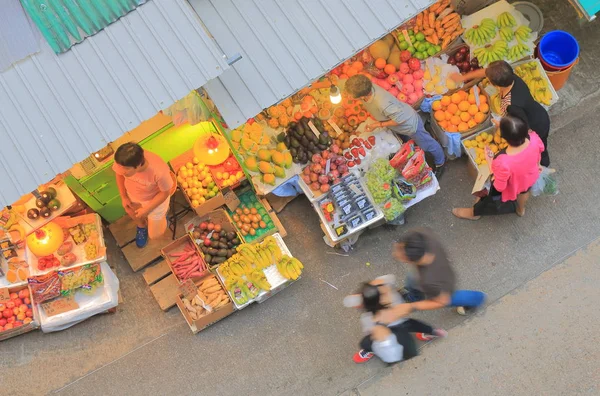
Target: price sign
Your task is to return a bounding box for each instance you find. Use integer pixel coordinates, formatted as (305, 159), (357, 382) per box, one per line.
(402, 29), (412, 45)
(307, 120), (321, 138)
(0, 288), (10, 303)
(222, 188), (241, 211)
(179, 279), (198, 300)
(473, 85), (481, 107)
(327, 119), (343, 137)
(325, 159), (331, 175)
(42, 296), (79, 317)
(349, 184), (362, 196)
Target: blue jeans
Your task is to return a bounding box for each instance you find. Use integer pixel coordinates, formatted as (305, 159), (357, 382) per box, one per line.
(400, 118), (445, 166)
(403, 275), (486, 308)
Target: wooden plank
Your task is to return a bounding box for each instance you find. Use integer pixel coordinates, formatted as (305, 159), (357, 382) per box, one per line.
(261, 197), (287, 238)
(108, 215), (137, 248)
(265, 193), (297, 213)
(142, 260), (171, 285)
(121, 211), (196, 272)
(149, 274), (180, 311)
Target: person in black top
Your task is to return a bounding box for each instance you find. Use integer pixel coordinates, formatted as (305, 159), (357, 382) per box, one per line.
(452, 60), (551, 166)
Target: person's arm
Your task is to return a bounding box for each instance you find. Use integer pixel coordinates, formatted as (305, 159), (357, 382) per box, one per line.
(450, 68), (486, 83)
(491, 158), (509, 192)
(408, 292), (451, 311)
(365, 103), (411, 132)
(115, 173), (131, 209)
(135, 190), (170, 218)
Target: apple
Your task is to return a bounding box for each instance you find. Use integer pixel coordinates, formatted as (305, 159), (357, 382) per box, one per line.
(396, 92), (408, 102)
(402, 74), (414, 84)
(400, 50), (411, 62)
(401, 84), (415, 95)
(413, 79), (423, 91)
(0, 318), (6, 326)
(18, 289), (29, 299)
(387, 74), (398, 84)
(399, 63), (410, 74)
(388, 87), (400, 97)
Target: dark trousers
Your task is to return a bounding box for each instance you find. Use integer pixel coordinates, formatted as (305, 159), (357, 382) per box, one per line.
(360, 319), (434, 360)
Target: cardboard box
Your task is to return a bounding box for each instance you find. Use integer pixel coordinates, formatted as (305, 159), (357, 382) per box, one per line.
(160, 234), (208, 284)
(0, 284), (40, 341)
(169, 149), (226, 217)
(460, 126), (496, 193)
(184, 209), (243, 269)
(175, 273), (235, 334)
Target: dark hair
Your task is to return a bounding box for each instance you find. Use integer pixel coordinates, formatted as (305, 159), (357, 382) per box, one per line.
(361, 283), (385, 314)
(398, 231), (428, 262)
(485, 61), (514, 87)
(345, 74), (373, 98)
(114, 143), (145, 168)
(500, 114), (529, 146)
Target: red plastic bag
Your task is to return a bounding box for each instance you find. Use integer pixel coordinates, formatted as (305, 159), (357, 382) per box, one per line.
(390, 140), (416, 170)
(402, 148), (432, 186)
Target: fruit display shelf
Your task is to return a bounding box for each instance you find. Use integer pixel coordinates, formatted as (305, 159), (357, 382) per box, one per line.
(511, 58), (559, 109)
(216, 233), (292, 310)
(226, 189), (278, 243)
(26, 214), (107, 277)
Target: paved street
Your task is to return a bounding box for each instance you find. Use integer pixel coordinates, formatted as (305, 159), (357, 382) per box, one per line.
(2, 1), (600, 395)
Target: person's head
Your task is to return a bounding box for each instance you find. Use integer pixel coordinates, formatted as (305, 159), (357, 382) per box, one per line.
(500, 112), (529, 147)
(485, 61), (514, 88)
(345, 74), (374, 101)
(114, 143), (146, 176)
(361, 283), (385, 314)
(393, 230), (431, 265)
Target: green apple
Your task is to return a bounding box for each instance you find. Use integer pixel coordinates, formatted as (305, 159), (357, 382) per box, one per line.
(399, 41), (409, 50)
(415, 32), (425, 42)
(427, 47), (437, 56)
(407, 46), (416, 54)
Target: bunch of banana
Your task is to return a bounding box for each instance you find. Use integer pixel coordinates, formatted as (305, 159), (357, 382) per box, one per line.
(276, 255), (303, 281)
(229, 281), (251, 306)
(497, 12), (516, 28)
(465, 18), (496, 46)
(514, 61), (553, 106)
(473, 40), (508, 66)
(249, 270), (271, 291)
(508, 42), (531, 61)
(499, 26), (514, 42)
(515, 25), (532, 41)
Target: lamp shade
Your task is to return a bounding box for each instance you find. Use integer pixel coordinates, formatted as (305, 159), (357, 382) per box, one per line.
(26, 222), (64, 257)
(193, 133), (230, 165)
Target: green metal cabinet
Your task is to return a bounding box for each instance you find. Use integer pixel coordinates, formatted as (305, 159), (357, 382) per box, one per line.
(65, 121), (218, 223)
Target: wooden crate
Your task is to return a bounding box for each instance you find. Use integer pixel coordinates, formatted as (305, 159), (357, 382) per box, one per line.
(175, 273), (235, 334)
(160, 234), (208, 283)
(169, 149), (226, 217)
(0, 284), (40, 341)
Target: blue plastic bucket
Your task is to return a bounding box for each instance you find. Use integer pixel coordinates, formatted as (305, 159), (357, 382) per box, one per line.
(539, 30), (579, 69)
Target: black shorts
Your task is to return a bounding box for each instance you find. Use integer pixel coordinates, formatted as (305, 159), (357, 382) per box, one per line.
(473, 186), (529, 217)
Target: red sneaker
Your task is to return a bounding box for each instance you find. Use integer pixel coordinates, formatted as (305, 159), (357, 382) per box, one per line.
(416, 328), (448, 341)
(353, 349), (374, 363)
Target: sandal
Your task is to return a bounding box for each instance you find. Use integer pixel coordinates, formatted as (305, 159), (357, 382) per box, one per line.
(452, 208), (481, 221)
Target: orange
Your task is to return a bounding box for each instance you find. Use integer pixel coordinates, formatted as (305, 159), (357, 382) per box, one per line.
(384, 64), (396, 75)
(479, 103), (490, 113)
(445, 123), (458, 132)
(440, 96), (451, 106)
(458, 101), (470, 112)
(458, 122), (469, 132)
(474, 112), (486, 123)
(451, 93), (462, 104)
(447, 103), (458, 114)
(459, 90), (468, 100)
(434, 110), (446, 121)
(347, 68), (358, 77)
(468, 104), (479, 116)
(444, 111), (454, 120)
(432, 101), (442, 111)
(467, 94), (476, 104)
(479, 95), (487, 104)
(467, 119), (477, 128)
(439, 121), (448, 129)
(450, 115), (461, 126)
(375, 58), (386, 69)
(352, 61), (363, 71)
(460, 112), (471, 122)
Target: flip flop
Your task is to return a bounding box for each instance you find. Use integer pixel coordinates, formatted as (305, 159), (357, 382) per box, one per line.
(452, 208), (481, 221)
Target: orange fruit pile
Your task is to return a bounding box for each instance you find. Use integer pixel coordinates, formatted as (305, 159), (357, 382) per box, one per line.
(432, 88), (489, 133)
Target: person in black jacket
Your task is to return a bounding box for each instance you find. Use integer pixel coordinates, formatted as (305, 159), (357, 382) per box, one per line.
(452, 60), (551, 166)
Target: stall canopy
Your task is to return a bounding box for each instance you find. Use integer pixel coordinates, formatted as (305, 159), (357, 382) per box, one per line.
(189, 0), (434, 129)
(0, 0), (229, 207)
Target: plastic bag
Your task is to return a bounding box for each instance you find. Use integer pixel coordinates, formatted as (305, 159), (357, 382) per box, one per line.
(382, 198), (405, 221)
(390, 140), (416, 171)
(531, 167), (559, 197)
(419, 95), (442, 113)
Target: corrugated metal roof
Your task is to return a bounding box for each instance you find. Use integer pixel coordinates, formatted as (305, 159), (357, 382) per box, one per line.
(191, 0), (434, 128)
(0, 0), (228, 207)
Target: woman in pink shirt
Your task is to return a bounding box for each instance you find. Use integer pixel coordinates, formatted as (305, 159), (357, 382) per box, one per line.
(113, 143), (174, 247)
(452, 110), (544, 220)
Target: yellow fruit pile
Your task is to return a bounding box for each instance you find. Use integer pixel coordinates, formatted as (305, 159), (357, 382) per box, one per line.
(432, 88), (489, 133)
(463, 130), (508, 165)
(424, 65), (458, 95)
(514, 61), (553, 106)
(177, 157), (219, 207)
(230, 122), (271, 158)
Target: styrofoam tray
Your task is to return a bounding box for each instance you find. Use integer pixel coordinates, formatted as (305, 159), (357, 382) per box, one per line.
(511, 58), (559, 109)
(216, 233), (292, 310)
(27, 215), (107, 277)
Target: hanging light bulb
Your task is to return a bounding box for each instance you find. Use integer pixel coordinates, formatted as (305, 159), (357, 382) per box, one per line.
(329, 85), (342, 104)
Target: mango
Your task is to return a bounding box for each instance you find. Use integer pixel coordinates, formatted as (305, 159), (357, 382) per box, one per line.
(258, 161), (274, 174)
(283, 151), (292, 169)
(231, 128), (243, 143)
(257, 149), (271, 162)
(274, 165), (285, 178)
(241, 138), (255, 151)
(263, 174), (276, 186)
(271, 151), (285, 167)
(260, 135), (271, 146)
(276, 142), (287, 152)
(245, 156), (259, 172)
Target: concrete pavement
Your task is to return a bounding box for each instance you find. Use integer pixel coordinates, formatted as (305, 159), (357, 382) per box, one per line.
(357, 238), (600, 396)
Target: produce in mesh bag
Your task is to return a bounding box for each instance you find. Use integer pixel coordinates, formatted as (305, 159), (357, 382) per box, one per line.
(382, 198), (405, 221)
(369, 158), (397, 182)
(390, 140), (415, 170)
(414, 170), (433, 190)
(365, 172), (392, 204)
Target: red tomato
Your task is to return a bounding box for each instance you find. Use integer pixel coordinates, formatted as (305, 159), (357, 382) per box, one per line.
(13, 321), (22, 328)
(3, 323), (13, 330)
(23, 297), (30, 305)
(26, 310), (33, 318)
(12, 298), (22, 307)
(12, 307), (19, 316)
(2, 310), (12, 319)
(9, 293), (18, 300)
(5, 301), (15, 309)
(18, 289), (29, 299)
(0, 318), (6, 326)
(6, 316), (14, 323)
